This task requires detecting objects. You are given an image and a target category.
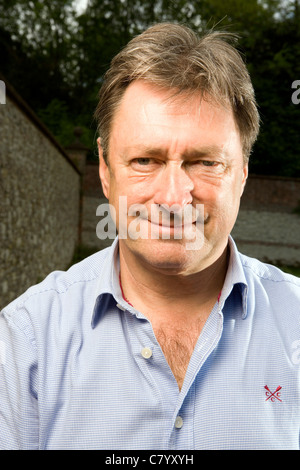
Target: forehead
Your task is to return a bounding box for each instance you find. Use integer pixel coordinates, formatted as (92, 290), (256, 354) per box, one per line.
(109, 81), (242, 157)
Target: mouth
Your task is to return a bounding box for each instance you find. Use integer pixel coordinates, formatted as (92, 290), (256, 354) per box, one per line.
(148, 219), (197, 228)
(147, 214), (209, 228)
(143, 217), (206, 241)
(123, 203), (208, 241)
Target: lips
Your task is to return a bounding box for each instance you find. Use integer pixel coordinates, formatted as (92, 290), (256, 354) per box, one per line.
(148, 219), (197, 228)
(123, 202), (208, 241)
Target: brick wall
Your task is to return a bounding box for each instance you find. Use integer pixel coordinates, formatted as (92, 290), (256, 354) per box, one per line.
(0, 80), (81, 309)
(241, 174), (300, 212)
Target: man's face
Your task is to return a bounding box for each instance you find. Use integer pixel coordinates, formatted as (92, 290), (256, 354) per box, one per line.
(99, 80), (247, 276)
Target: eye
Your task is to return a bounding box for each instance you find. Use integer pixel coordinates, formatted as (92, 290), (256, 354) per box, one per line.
(187, 160), (218, 168)
(201, 160), (218, 167)
(185, 159), (225, 176)
(135, 158), (152, 165)
(131, 157), (160, 172)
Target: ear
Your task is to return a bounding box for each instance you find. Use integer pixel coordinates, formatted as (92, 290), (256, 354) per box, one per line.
(97, 137), (110, 199)
(240, 163), (248, 197)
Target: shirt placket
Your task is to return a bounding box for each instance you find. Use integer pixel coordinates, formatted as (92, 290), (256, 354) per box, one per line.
(122, 306), (181, 441)
(168, 304), (224, 449)
(120, 300), (225, 449)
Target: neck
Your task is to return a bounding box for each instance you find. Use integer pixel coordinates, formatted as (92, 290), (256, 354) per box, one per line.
(118, 242), (229, 323)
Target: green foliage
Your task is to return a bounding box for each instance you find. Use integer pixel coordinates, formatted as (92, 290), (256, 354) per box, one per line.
(69, 244), (99, 267)
(36, 98), (94, 149)
(279, 265), (300, 276)
(1, 0), (300, 174)
(37, 99), (74, 146)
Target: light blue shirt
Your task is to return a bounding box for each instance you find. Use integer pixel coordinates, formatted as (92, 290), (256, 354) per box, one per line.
(1, 237), (300, 450)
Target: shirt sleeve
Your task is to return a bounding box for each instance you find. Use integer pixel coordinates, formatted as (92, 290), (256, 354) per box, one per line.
(0, 308), (39, 450)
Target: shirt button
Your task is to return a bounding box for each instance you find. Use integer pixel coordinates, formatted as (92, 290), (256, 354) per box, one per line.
(141, 347), (153, 359)
(175, 416), (183, 429)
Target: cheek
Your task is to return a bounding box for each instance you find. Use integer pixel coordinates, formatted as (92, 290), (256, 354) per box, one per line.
(194, 176), (242, 217)
(217, 181), (244, 229)
(192, 178), (221, 206)
(116, 173), (157, 206)
(109, 177), (152, 226)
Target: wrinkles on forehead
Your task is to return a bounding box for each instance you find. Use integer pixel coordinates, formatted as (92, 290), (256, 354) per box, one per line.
(107, 80), (243, 166)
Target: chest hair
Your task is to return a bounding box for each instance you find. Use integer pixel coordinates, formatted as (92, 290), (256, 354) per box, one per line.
(153, 321), (204, 390)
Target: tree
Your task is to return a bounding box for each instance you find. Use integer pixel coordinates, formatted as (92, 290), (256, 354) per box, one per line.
(188, 0), (300, 176)
(1, 0), (299, 175)
(0, 0), (94, 147)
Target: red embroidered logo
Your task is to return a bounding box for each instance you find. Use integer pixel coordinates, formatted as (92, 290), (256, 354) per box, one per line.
(264, 385), (282, 402)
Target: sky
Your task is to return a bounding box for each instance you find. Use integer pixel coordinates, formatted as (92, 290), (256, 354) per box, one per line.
(72, 0), (296, 17)
(74, 0), (89, 14)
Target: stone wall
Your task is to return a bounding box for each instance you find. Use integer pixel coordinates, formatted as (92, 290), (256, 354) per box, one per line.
(0, 80), (81, 309)
(233, 174), (300, 266)
(232, 210), (300, 267)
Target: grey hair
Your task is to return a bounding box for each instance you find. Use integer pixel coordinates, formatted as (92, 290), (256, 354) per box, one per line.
(94, 22), (260, 163)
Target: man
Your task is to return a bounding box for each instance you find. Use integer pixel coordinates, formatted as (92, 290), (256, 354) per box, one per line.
(1, 23), (299, 450)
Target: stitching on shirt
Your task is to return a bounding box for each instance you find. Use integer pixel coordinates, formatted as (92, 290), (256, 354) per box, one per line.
(2, 310), (38, 352)
(34, 275), (99, 297)
(4, 269), (106, 314)
(16, 247), (114, 306)
(1, 273), (104, 351)
(241, 257), (300, 286)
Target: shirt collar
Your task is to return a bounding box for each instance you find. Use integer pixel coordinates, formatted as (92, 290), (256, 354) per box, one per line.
(91, 237), (123, 328)
(218, 236), (249, 319)
(91, 235), (249, 327)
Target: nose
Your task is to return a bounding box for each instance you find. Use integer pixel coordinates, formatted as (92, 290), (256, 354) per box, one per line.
(153, 162), (194, 209)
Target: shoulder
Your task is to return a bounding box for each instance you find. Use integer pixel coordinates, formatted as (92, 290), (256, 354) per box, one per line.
(1, 246), (113, 326)
(236, 253), (300, 360)
(239, 252), (300, 302)
(240, 252), (300, 285)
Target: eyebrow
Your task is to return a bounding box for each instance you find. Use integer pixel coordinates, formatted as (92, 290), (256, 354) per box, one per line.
(126, 146), (167, 157)
(183, 146), (227, 159)
(126, 144), (228, 159)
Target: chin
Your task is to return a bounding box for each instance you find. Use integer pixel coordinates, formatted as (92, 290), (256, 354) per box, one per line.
(130, 238), (207, 275)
